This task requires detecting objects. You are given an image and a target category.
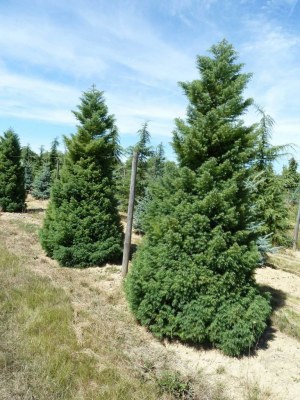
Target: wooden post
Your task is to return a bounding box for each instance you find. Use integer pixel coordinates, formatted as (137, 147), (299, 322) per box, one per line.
(122, 151), (138, 277)
(293, 199), (300, 251)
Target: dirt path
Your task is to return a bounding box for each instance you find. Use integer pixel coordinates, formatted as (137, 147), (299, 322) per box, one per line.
(1, 206), (300, 400)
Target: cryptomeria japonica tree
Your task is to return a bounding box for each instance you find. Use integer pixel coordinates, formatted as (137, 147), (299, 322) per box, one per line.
(126, 40), (271, 356)
(40, 86), (123, 267)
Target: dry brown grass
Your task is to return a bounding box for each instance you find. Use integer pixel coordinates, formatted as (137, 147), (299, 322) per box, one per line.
(0, 201), (235, 400)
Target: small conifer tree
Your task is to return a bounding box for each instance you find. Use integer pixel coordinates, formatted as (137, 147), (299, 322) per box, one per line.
(49, 137), (60, 174)
(116, 123), (154, 211)
(126, 40), (271, 356)
(21, 145), (39, 190)
(133, 144), (166, 233)
(24, 161), (34, 192)
(32, 163), (51, 199)
(40, 86), (123, 267)
(0, 129), (25, 212)
(282, 157), (300, 192)
(252, 107), (290, 246)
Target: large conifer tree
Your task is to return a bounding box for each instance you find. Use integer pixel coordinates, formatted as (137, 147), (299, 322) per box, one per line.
(126, 40), (271, 356)
(40, 87), (123, 267)
(0, 129), (25, 212)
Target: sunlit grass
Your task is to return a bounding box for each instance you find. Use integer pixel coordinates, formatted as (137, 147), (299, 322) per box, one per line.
(0, 246), (159, 400)
(272, 307), (300, 342)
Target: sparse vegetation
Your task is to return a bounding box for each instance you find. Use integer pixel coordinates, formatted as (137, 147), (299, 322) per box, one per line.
(273, 305), (300, 341)
(0, 245), (161, 400)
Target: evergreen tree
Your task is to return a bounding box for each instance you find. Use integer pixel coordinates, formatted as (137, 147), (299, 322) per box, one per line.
(147, 142), (166, 179)
(252, 107), (290, 247)
(126, 40), (271, 356)
(40, 86), (123, 267)
(32, 163), (52, 199)
(282, 157), (300, 192)
(38, 145), (45, 168)
(21, 144), (39, 190)
(116, 122), (154, 211)
(0, 129), (25, 212)
(49, 137), (60, 173)
(133, 144), (166, 233)
(24, 161), (34, 192)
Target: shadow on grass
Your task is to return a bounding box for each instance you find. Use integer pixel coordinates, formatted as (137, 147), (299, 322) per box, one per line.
(130, 243), (138, 259)
(259, 285), (287, 311)
(157, 286), (287, 358)
(26, 207), (47, 213)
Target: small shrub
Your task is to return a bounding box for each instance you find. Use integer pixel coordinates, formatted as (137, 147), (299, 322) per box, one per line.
(157, 371), (194, 399)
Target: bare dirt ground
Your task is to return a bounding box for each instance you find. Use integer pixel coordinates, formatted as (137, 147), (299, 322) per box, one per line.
(1, 197), (300, 400)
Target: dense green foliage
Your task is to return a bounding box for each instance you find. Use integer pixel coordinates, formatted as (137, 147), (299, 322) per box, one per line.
(0, 129), (25, 212)
(282, 157), (300, 192)
(32, 163), (52, 200)
(49, 137), (60, 173)
(116, 123), (154, 211)
(252, 108), (290, 246)
(126, 40), (271, 356)
(21, 144), (38, 192)
(133, 144), (166, 233)
(40, 87), (123, 267)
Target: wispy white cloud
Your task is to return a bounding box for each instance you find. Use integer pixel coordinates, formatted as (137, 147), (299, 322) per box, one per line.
(0, 0), (194, 143)
(0, 0), (299, 161)
(0, 65), (79, 124)
(241, 15), (300, 154)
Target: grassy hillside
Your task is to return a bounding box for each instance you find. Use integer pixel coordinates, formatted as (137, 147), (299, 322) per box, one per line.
(0, 205), (230, 400)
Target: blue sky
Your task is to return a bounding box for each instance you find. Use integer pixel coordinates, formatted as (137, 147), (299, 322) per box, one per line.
(0, 0), (299, 167)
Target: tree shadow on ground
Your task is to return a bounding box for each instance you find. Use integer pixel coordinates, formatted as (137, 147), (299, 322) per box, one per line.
(130, 243), (138, 259)
(249, 285), (287, 354)
(259, 285), (287, 311)
(26, 207), (47, 213)
(160, 285), (287, 358)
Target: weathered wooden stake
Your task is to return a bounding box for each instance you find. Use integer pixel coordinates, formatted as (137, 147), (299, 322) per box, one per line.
(293, 199), (300, 251)
(122, 151), (138, 277)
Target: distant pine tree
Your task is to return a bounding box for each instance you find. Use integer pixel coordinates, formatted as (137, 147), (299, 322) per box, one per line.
(40, 86), (123, 267)
(252, 107), (290, 247)
(116, 123), (154, 211)
(21, 144), (39, 190)
(32, 163), (51, 199)
(282, 157), (300, 192)
(126, 40), (271, 357)
(24, 161), (34, 192)
(49, 137), (60, 174)
(0, 129), (25, 212)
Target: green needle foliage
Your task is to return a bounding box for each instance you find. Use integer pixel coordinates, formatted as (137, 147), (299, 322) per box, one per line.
(126, 40), (271, 356)
(49, 137), (60, 173)
(252, 107), (290, 247)
(32, 163), (52, 200)
(40, 86), (123, 267)
(282, 157), (300, 192)
(0, 129), (25, 212)
(116, 122), (154, 212)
